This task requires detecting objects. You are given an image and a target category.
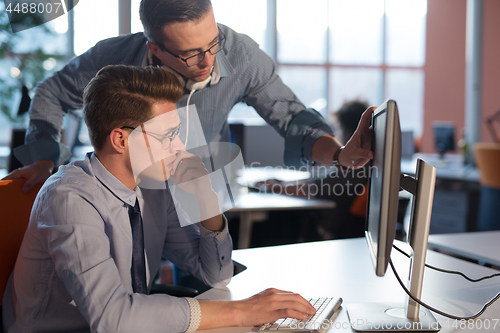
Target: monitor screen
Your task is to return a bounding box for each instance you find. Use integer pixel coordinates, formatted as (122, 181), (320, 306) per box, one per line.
(365, 99), (402, 277)
(433, 122), (455, 155)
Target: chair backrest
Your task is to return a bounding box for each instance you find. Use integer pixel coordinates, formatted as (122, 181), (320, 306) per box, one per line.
(474, 143), (500, 189)
(0, 179), (42, 306)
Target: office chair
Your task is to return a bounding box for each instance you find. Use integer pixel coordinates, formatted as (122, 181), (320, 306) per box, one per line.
(474, 142), (500, 231)
(0, 179), (42, 333)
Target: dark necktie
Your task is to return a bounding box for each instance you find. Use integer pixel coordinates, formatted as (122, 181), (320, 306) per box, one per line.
(128, 199), (148, 294)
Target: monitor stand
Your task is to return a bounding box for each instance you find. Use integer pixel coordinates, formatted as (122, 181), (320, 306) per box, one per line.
(347, 160), (441, 332)
(347, 302), (439, 331)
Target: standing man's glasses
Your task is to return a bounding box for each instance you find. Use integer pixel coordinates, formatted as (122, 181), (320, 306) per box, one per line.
(121, 124), (182, 149)
(156, 28), (226, 67)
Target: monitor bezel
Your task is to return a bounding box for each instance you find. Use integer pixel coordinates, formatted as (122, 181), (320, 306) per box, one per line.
(365, 99), (402, 277)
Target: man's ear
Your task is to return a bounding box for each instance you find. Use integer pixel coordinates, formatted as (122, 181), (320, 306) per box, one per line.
(147, 41), (162, 61)
(109, 128), (128, 153)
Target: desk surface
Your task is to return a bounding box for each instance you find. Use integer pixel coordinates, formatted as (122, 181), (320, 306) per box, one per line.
(401, 153), (479, 182)
(238, 154), (480, 185)
(227, 192), (336, 249)
(197, 238), (500, 332)
(237, 167), (312, 187)
(230, 192), (336, 212)
(428, 231), (500, 267)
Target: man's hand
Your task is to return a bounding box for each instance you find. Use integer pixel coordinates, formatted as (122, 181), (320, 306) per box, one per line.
(198, 288), (317, 330)
(170, 151), (212, 196)
(339, 106), (375, 168)
(232, 288), (317, 327)
(1, 159), (54, 193)
(311, 106), (375, 169)
(170, 151), (223, 231)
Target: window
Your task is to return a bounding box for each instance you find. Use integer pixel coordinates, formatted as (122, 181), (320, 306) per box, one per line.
(277, 0), (328, 64)
(212, 0), (267, 50)
(74, 0), (119, 55)
(0, 2), (67, 147)
(1, 0), (427, 150)
(131, 0), (427, 136)
(209, 0), (427, 136)
(329, 0), (384, 66)
(211, 0), (269, 124)
(275, 0), (427, 136)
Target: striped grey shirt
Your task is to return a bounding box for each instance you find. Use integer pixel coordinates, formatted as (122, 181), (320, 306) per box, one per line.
(17, 24), (333, 167)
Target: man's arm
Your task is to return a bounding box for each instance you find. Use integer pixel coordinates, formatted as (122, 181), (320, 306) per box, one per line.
(2, 52), (99, 192)
(164, 151), (233, 287)
(32, 175), (314, 333)
(226, 27), (373, 168)
(2, 34), (149, 192)
(229, 30), (335, 167)
(198, 288), (316, 330)
(2, 159), (54, 192)
(310, 107), (375, 168)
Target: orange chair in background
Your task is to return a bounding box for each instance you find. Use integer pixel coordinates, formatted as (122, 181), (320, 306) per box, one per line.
(0, 179), (42, 311)
(474, 143), (500, 231)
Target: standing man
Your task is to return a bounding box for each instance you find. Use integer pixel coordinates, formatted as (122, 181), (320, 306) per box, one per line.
(4, 0), (373, 192)
(2, 65), (316, 333)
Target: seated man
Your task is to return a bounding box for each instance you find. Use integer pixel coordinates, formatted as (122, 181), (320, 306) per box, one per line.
(2, 65), (315, 333)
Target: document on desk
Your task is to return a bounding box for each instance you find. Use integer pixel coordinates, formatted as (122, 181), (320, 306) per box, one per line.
(259, 297), (343, 333)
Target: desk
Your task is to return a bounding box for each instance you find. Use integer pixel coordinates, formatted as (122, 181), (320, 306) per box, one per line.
(197, 238), (500, 332)
(228, 192), (336, 249)
(428, 231), (500, 267)
(236, 166), (312, 186)
(401, 153), (479, 182)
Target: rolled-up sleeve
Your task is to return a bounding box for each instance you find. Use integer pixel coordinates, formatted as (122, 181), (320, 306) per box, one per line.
(234, 35), (333, 167)
(284, 109), (334, 167)
(20, 34), (148, 165)
(184, 298), (201, 332)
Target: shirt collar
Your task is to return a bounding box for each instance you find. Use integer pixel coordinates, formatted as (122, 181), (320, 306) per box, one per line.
(89, 152), (137, 207)
(213, 24), (234, 79)
(143, 29), (234, 86)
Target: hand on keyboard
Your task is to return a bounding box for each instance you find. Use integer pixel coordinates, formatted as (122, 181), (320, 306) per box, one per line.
(259, 297), (342, 331)
(230, 288), (317, 327)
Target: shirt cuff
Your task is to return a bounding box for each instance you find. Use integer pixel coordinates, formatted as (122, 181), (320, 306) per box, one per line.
(184, 298), (201, 332)
(199, 214), (228, 242)
(13, 140), (72, 166)
(301, 123), (335, 165)
(284, 109), (333, 167)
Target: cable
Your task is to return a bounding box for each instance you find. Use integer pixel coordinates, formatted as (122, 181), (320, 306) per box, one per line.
(392, 244), (500, 282)
(185, 89), (195, 148)
(389, 259), (500, 320)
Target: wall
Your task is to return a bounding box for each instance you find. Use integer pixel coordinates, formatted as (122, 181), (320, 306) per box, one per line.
(481, 0), (500, 141)
(422, 0), (500, 153)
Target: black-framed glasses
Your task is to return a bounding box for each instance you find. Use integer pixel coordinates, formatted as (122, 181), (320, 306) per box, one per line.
(121, 124), (181, 149)
(156, 28), (226, 67)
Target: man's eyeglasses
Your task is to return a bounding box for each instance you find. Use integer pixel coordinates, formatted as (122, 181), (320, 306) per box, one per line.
(121, 124), (181, 149)
(156, 28), (226, 67)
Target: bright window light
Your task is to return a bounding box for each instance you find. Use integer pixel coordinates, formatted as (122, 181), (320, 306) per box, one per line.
(74, 0), (118, 55)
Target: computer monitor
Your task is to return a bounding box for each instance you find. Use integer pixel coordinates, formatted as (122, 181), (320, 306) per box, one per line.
(433, 122), (455, 159)
(347, 100), (441, 331)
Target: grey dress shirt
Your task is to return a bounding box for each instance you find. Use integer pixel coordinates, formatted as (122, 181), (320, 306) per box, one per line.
(16, 24), (333, 168)
(2, 153), (233, 333)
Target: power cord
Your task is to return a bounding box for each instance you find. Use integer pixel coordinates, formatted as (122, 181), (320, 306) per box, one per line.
(392, 244), (500, 282)
(389, 259), (500, 320)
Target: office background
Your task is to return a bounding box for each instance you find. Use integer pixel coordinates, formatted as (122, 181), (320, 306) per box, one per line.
(1, 0), (500, 161)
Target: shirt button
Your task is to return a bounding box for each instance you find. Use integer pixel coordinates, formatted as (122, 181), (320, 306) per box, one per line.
(221, 256), (225, 260)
